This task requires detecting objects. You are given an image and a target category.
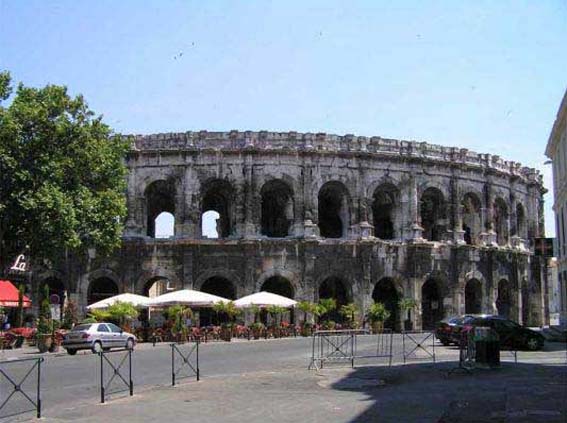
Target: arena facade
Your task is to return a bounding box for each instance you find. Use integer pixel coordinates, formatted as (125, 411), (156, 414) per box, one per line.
(35, 131), (548, 329)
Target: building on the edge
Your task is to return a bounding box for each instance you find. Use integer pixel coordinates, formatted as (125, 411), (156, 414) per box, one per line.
(31, 131), (549, 330)
(546, 89), (567, 327)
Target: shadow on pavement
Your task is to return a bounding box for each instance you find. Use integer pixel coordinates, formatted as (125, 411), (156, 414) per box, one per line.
(327, 358), (567, 422)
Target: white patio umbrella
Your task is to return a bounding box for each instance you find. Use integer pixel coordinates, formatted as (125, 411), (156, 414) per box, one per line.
(86, 293), (151, 309)
(233, 291), (297, 309)
(146, 289), (230, 307)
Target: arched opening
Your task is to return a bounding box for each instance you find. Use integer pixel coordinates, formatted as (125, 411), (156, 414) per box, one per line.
(145, 180), (176, 238)
(88, 277), (118, 306)
(261, 180), (294, 238)
(143, 277), (173, 299)
(497, 280), (511, 319)
(200, 276), (236, 326)
(318, 181), (350, 238)
(318, 277), (349, 322)
(261, 276), (295, 324)
(201, 211), (220, 238)
(494, 198), (509, 246)
(372, 184), (398, 240)
(155, 212), (174, 238)
(513, 203), (526, 239)
(43, 277), (66, 320)
(371, 278), (400, 330)
(465, 279), (483, 314)
(201, 180), (234, 238)
(420, 187), (447, 242)
(462, 193), (482, 245)
(421, 279), (443, 330)
(261, 276), (295, 299)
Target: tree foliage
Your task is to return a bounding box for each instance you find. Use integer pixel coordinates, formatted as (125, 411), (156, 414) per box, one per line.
(0, 71), (130, 267)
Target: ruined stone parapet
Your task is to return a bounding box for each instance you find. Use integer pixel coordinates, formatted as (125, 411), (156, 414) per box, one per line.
(131, 130), (542, 184)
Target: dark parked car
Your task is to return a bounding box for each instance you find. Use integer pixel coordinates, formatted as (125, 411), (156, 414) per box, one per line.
(435, 316), (465, 346)
(463, 315), (544, 351)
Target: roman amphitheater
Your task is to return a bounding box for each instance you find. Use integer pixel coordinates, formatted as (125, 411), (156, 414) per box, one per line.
(38, 131), (548, 329)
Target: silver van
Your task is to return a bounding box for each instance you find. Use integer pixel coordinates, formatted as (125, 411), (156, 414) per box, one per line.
(62, 323), (136, 355)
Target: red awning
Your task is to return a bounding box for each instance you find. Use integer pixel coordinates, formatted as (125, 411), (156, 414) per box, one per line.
(0, 280), (32, 308)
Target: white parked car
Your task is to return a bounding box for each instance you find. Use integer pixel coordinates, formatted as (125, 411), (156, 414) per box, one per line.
(62, 323), (136, 355)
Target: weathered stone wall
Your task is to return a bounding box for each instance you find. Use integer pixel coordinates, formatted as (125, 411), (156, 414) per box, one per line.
(33, 131), (548, 328)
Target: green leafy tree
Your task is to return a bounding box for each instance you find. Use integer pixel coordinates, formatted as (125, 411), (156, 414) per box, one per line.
(62, 300), (79, 329)
(266, 305), (286, 326)
(316, 298), (337, 323)
(339, 303), (359, 328)
(40, 284), (51, 319)
(106, 301), (139, 328)
(367, 302), (391, 323)
(0, 71), (130, 269)
(297, 301), (316, 325)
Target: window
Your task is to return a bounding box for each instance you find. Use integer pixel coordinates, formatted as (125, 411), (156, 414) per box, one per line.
(108, 323), (122, 333)
(97, 324), (110, 332)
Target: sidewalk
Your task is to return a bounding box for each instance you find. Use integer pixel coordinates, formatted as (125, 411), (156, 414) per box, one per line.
(36, 358), (567, 422)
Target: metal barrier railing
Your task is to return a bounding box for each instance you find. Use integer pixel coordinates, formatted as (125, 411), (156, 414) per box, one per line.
(171, 341), (200, 386)
(99, 349), (133, 403)
(402, 331), (436, 364)
(308, 329), (393, 370)
(0, 357), (43, 419)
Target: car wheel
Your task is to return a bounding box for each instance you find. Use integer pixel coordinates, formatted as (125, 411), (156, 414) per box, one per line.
(526, 337), (541, 351)
(92, 341), (103, 354)
(126, 338), (135, 351)
(66, 349), (77, 356)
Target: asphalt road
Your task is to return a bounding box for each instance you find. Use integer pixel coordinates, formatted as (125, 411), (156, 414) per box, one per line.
(1, 333), (563, 420)
(0, 334), (435, 412)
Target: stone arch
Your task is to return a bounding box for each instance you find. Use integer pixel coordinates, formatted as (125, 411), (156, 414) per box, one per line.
(371, 277), (401, 330)
(199, 276), (237, 326)
(420, 187), (447, 241)
(135, 268), (182, 295)
(465, 278), (483, 314)
(462, 192), (482, 245)
(199, 178), (235, 238)
(513, 202), (526, 239)
(144, 179), (177, 238)
(371, 183), (400, 240)
(260, 179), (295, 237)
(496, 279), (511, 319)
(80, 268), (121, 302)
(256, 269), (300, 295)
(261, 276), (295, 299)
(421, 278), (444, 330)
(494, 197), (509, 246)
(318, 276), (351, 322)
(87, 277), (119, 306)
(200, 276), (237, 300)
(317, 181), (351, 238)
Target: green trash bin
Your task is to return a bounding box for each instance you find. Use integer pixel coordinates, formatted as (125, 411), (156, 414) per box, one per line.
(474, 326), (500, 368)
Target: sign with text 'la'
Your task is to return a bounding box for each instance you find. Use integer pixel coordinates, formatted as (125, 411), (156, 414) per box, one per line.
(10, 254), (27, 272)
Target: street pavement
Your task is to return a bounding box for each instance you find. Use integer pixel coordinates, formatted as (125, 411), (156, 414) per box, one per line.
(0, 335), (565, 422)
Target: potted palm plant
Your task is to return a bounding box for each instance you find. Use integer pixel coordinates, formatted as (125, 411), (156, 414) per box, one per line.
(367, 302), (390, 334)
(248, 305), (264, 339)
(398, 298), (418, 331)
(317, 298), (337, 330)
(297, 301), (316, 336)
(340, 303), (360, 329)
(213, 302), (241, 341)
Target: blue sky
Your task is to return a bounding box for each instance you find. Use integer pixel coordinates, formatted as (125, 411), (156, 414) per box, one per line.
(1, 0), (566, 236)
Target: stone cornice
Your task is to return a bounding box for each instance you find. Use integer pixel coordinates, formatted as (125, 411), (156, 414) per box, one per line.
(127, 130), (543, 187)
